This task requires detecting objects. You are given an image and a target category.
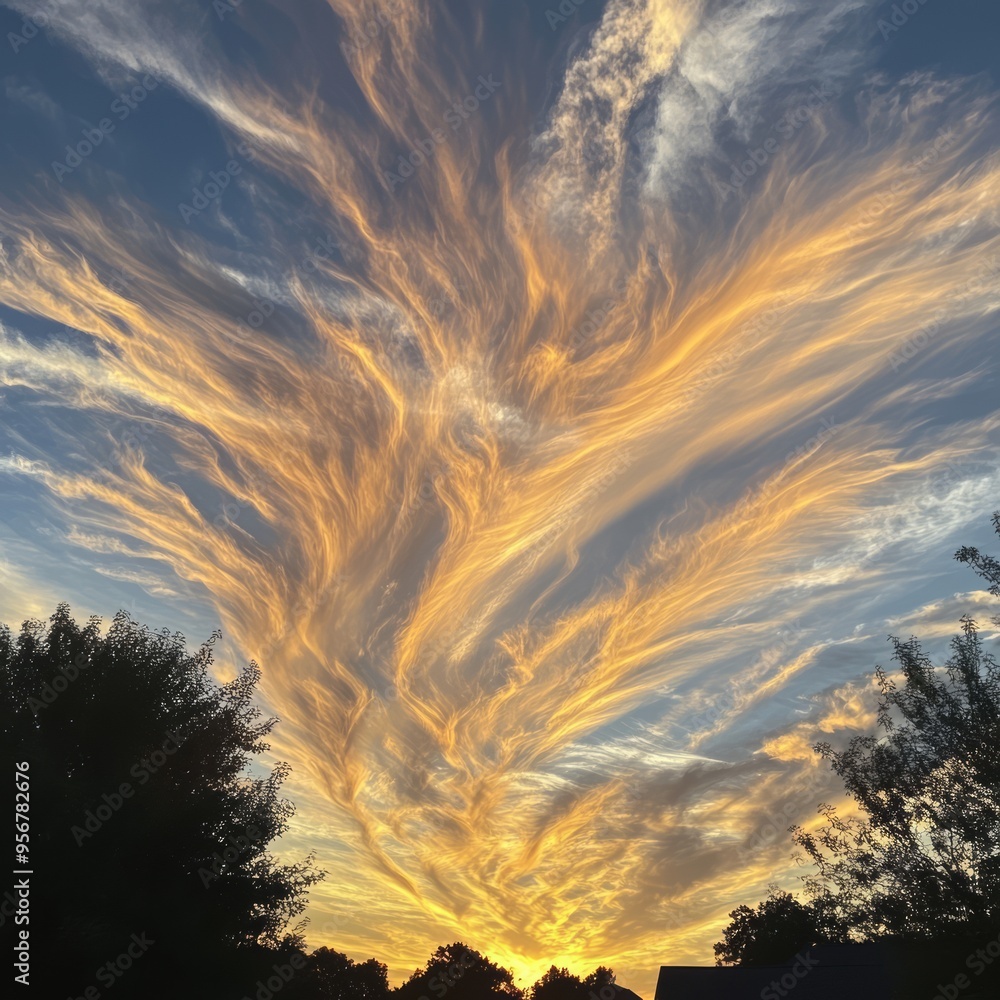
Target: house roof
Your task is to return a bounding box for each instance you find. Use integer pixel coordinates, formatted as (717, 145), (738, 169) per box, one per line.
(654, 943), (996, 1000)
(655, 944), (891, 1000)
(655, 965), (890, 1000)
(613, 989), (643, 1000)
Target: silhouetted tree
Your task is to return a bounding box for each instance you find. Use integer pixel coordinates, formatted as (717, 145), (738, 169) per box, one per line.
(583, 967), (617, 994)
(791, 516), (1000, 941)
(0, 605), (323, 999)
(293, 946), (389, 999)
(395, 942), (523, 1000)
(531, 966), (585, 1000)
(714, 889), (822, 966)
(717, 512), (1000, 970)
(530, 965), (618, 999)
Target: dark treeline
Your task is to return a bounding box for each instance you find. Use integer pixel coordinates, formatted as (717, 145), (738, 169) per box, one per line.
(714, 512), (1000, 991)
(0, 604), (628, 1000)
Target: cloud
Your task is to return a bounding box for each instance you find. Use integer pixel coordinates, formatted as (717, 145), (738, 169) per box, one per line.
(1, 0), (999, 994)
(0, 322), (131, 401)
(645, 0), (876, 190)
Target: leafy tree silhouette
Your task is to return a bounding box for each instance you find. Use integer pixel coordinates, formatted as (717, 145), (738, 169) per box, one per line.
(793, 516), (1000, 941)
(0, 605), (323, 999)
(530, 964), (618, 999)
(713, 889), (822, 966)
(531, 966), (585, 1000)
(716, 512), (1000, 983)
(395, 942), (524, 1000)
(293, 945), (389, 999)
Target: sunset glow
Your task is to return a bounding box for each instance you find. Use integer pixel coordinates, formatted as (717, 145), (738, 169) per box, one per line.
(2, 1), (999, 995)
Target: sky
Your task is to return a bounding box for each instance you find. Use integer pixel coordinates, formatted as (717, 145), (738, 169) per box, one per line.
(1, 0), (999, 995)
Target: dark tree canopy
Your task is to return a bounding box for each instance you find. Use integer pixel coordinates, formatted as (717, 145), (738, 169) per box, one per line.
(395, 942), (524, 1000)
(713, 889), (822, 966)
(529, 964), (618, 1000)
(296, 946), (390, 999)
(0, 604), (323, 998)
(530, 965), (584, 1000)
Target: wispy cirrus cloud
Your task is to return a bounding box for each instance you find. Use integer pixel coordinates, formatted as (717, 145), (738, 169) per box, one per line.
(0, 0), (999, 994)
